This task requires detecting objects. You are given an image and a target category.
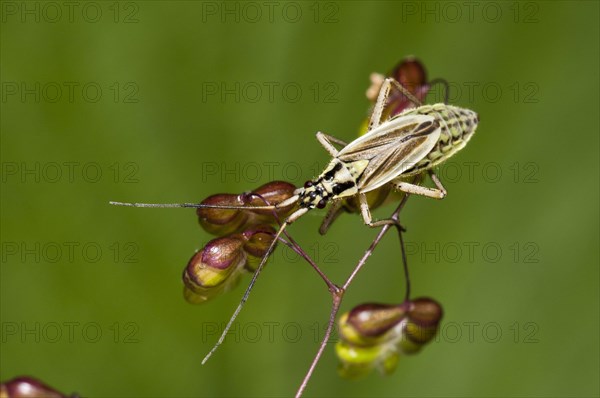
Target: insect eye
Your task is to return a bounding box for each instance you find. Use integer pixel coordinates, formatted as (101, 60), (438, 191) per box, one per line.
(316, 199), (327, 209)
(304, 181), (313, 188)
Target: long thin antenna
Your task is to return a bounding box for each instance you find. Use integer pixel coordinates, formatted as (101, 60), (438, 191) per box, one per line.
(109, 201), (276, 210)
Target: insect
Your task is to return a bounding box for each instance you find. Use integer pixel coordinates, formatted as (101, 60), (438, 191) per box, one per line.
(111, 76), (479, 364)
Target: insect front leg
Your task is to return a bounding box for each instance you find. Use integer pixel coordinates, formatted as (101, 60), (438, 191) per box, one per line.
(316, 132), (348, 156)
(391, 170), (447, 199)
(318, 200), (344, 235)
(358, 193), (406, 230)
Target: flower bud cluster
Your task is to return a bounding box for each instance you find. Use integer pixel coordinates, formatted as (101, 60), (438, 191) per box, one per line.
(183, 181), (297, 303)
(336, 298), (443, 378)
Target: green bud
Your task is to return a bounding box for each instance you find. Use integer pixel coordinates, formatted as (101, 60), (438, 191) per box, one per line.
(335, 341), (382, 379)
(378, 351), (401, 375)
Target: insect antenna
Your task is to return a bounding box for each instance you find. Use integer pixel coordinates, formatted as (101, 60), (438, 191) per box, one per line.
(428, 77), (450, 104)
(111, 191), (315, 364)
(109, 200), (279, 211)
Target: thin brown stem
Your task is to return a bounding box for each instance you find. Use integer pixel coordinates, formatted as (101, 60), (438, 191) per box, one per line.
(247, 192), (336, 291)
(295, 184), (416, 397)
(343, 191), (411, 290)
(278, 236), (335, 290)
(397, 225), (411, 301)
(295, 290), (343, 398)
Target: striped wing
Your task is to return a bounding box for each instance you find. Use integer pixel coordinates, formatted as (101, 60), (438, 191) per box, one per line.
(337, 114), (440, 192)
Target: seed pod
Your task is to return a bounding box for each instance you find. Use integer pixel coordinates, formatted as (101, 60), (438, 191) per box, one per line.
(336, 298), (444, 377)
(182, 236), (247, 303)
(183, 224), (279, 303)
(197, 194), (248, 236)
(240, 225), (276, 272)
(0, 376), (74, 398)
(339, 303), (406, 346)
(336, 303), (407, 378)
(391, 57), (428, 95)
(197, 181), (297, 235)
(364, 57), (429, 113)
(246, 181), (297, 217)
(404, 297), (443, 346)
(387, 57), (430, 117)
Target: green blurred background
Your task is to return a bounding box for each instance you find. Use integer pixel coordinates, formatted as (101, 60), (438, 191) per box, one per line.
(1, 1), (598, 397)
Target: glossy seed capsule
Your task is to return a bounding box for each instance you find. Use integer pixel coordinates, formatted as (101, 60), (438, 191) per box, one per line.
(404, 297), (443, 345)
(197, 181), (297, 235)
(0, 376), (74, 398)
(182, 236), (247, 303)
(183, 225), (277, 303)
(336, 297), (443, 377)
(240, 225), (276, 272)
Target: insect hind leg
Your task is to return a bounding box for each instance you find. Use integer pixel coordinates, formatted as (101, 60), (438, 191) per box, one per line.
(391, 171), (447, 199)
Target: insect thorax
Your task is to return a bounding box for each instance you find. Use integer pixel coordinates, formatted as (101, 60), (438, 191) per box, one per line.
(402, 103), (479, 175)
(299, 160), (362, 209)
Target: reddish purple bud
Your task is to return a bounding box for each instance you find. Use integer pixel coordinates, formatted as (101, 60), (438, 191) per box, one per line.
(240, 225), (276, 271)
(246, 181), (297, 217)
(0, 376), (75, 398)
(346, 303), (406, 338)
(183, 236), (246, 295)
(404, 297), (443, 344)
(197, 194), (248, 236)
(197, 181), (297, 235)
(391, 57), (428, 94)
(387, 57), (431, 117)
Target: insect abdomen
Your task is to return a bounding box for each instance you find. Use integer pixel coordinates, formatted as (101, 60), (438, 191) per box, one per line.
(402, 104), (478, 175)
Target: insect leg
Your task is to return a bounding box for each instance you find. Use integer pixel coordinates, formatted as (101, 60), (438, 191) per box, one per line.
(368, 78), (393, 130)
(429, 170), (448, 197)
(390, 177), (446, 199)
(358, 193), (406, 229)
(318, 200), (344, 235)
(369, 78), (423, 131)
(315, 132), (348, 156)
(388, 78), (423, 107)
